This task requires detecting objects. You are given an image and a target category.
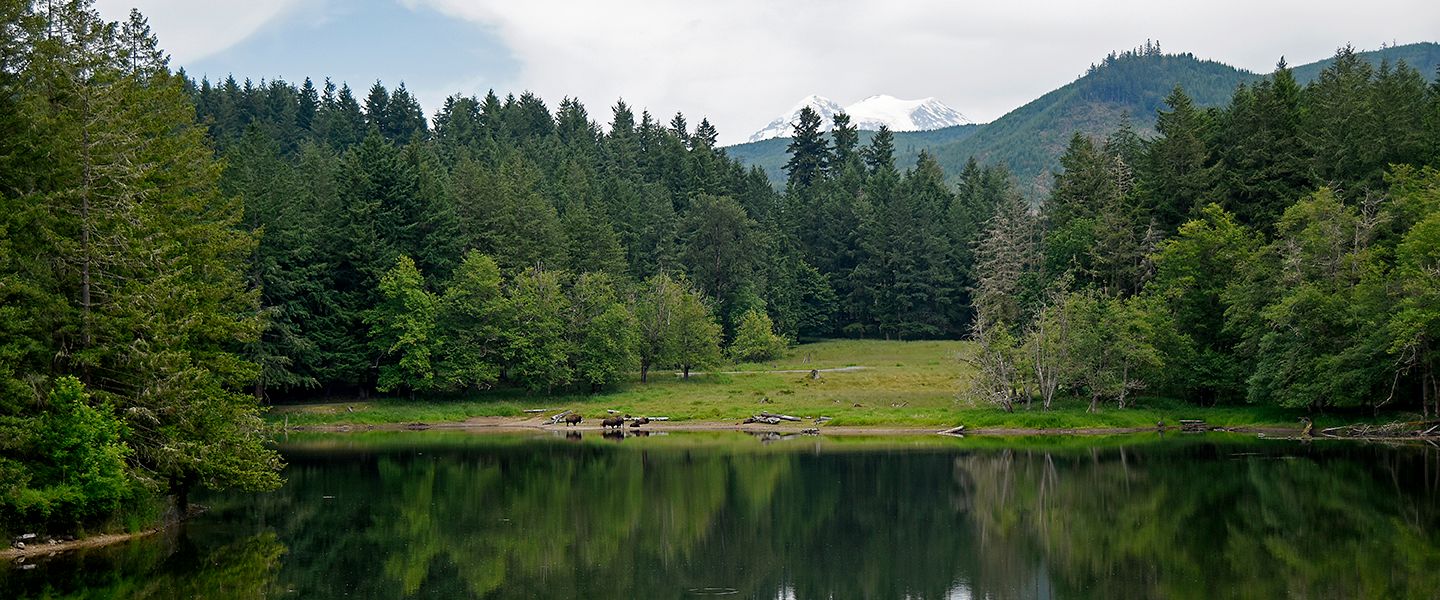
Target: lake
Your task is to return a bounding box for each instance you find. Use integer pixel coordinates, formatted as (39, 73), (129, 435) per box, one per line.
(4, 431), (1439, 599)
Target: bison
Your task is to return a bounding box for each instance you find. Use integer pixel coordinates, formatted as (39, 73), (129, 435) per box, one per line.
(602, 415), (626, 429)
(564, 413), (583, 427)
(629, 417), (650, 428)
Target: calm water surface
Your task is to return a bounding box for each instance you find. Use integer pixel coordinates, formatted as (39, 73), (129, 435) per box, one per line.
(4, 431), (1440, 599)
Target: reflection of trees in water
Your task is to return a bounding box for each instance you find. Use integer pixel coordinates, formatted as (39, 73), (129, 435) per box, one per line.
(1, 532), (285, 599)
(231, 441), (1440, 599)
(245, 444), (998, 598)
(955, 443), (1440, 599)
(14, 439), (1439, 599)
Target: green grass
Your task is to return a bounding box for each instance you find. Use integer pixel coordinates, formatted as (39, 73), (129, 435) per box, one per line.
(267, 339), (1415, 431)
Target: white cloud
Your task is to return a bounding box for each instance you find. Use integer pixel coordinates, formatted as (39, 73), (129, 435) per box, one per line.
(405, 0), (1440, 144)
(94, 0), (308, 63)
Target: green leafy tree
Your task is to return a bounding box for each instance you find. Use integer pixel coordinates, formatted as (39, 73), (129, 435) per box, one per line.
(671, 286), (723, 378)
(502, 268), (572, 392)
(4, 376), (135, 532)
(1391, 210), (1440, 417)
(634, 273), (684, 382)
(569, 273), (639, 391)
(367, 256), (439, 394)
(1246, 189), (1390, 409)
(1061, 291), (1162, 412)
(435, 251), (506, 392)
(1145, 204), (1262, 403)
(729, 308), (789, 363)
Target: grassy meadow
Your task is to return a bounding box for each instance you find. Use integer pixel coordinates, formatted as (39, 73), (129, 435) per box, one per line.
(267, 339), (1383, 432)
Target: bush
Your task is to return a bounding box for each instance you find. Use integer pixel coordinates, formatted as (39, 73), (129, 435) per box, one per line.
(1, 376), (137, 535)
(729, 309), (789, 363)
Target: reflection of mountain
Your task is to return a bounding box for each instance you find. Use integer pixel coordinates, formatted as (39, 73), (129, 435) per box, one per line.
(10, 435), (1439, 598)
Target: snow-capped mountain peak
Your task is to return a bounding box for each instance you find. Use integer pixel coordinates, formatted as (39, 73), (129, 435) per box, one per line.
(747, 95), (845, 143)
(746, 94), (971, 142)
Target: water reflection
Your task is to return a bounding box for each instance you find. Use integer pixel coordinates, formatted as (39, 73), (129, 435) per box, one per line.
(4, 434), (1439, 599)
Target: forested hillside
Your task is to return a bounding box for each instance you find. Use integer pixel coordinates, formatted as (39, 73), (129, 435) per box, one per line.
(725, 41), (1440, 198)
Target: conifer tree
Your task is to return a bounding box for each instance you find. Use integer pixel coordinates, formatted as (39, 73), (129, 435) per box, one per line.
(5, 0), (281, 511)
(1141, 86), (1217, 232)
(783, 106), (830, 190)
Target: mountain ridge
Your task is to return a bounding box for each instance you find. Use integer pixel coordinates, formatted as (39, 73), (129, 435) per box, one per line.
(725, 42), (1440, 198)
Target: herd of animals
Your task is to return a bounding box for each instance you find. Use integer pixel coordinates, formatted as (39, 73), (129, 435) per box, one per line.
(561, 413), (650, 429)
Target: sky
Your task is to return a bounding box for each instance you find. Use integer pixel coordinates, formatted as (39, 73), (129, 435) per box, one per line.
(95, 0), (1440, 145)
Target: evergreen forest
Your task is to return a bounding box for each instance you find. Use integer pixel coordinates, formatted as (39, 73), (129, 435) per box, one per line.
(2, 0), (1440, 536)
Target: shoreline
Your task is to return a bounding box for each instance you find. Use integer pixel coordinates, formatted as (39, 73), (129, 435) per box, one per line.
(4, 529), (160, 562)
(278, 415), (1302, 437)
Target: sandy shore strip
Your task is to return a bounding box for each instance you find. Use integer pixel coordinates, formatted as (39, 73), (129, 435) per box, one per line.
(280, 415), (1299, 437)
(4, 529), (161, 562)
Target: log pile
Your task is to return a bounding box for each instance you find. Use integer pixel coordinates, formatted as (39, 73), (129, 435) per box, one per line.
(1319, 421), (1440, 440)
(742, 412), (803, 425)
(544, 410), (573, 425)
(1178, 419), (1208, 432)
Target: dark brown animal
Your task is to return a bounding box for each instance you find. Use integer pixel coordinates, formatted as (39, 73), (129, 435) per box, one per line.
(602, 415), (626, 429)
(564, 413), (583, 427)
(629, 417), (650, 428)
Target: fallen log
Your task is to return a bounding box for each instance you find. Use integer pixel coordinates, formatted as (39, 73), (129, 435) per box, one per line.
(743, 415), (782, 425)
(759, 412), (802, 422)
(523, 408), (556, 414)
(1317, 421), (1440, 439)
(545, 410), (573, 425)
(938, 425), (966, 436)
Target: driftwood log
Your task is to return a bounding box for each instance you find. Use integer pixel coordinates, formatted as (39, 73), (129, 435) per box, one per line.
(938, 425), (966, 436)
(759, 412), (802, 422)
(545, 410), (573, 425)
(1319, 421), (1440, 439)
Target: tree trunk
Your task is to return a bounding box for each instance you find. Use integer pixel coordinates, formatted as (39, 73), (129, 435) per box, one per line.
(1088, 393), (1100, 414)
(79, 92), (93, 385)
(641, 361), (650, 383)
(172, 472), (198, 517)
(683, 365), (691, 379)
